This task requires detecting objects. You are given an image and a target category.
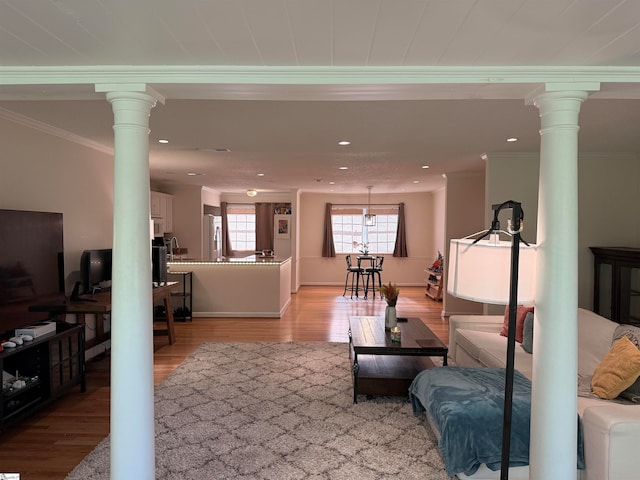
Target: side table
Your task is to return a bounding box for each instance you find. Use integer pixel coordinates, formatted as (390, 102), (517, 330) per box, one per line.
(167, 271), (193, 321)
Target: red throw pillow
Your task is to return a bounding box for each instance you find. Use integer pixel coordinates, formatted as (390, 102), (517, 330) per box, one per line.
(500, 305), (534, 343)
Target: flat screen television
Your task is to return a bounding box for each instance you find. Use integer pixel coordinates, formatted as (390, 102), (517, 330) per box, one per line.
(80, 248), (112, 294)
(0, 209), (65, 335)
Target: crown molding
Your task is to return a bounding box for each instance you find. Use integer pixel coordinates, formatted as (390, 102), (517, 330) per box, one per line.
(0, 106), (113, 155)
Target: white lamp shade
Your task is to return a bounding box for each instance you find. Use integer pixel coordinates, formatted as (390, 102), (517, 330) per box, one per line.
(447, 238), (536, 305)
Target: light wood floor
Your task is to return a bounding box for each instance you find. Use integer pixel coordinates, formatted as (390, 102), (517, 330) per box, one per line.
(0, 285), (446, 480)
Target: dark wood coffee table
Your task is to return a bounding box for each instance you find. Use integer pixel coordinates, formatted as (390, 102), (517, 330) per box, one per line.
(348, 316), (448, 403)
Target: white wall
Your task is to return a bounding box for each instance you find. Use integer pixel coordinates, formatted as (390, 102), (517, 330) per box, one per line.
(443, 171), (486, 316)
(578, 153), (640, 308)
(0, 116), (114, 292)
(201, 187), (221, 208)
(485, 153), (540, 244)
(298, 191), (436, 286)
(483, 153), (540, 315)
(0, 116), (115, 352)
(484, 152), (640, 311)
(432, 186), (446, 258)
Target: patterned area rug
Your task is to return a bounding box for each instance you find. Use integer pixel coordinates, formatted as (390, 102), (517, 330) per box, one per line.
(66, 342), (450, 480)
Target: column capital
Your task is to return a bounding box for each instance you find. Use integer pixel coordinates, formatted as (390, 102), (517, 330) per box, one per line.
(528, 88), (593, 133)
(525, 82), (599, 107)
(96, 83), (165, 104)
(105, 90), (159, 130)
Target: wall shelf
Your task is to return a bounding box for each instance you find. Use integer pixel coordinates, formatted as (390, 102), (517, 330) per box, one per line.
(424, 268), (443, 302)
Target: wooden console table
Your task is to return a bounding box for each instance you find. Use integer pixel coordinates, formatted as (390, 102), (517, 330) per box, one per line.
(32, 283), (177, 349)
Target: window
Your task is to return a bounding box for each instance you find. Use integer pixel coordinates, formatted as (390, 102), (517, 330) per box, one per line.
(331, 205), (398, 254)
(226, 204), (256, 252)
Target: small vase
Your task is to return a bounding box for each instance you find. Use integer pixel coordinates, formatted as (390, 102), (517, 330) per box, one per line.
(385, 305), (397, 330)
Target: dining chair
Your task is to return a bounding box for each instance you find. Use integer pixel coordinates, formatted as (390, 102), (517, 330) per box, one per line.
(357, 255), (377, 299)
(343, 255), (364, 298)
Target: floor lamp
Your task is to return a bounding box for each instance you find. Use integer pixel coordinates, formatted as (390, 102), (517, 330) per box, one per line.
(448, 200), (536, 480)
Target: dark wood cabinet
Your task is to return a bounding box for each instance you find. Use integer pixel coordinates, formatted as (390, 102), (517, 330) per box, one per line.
(1, 322), (85, 431)
(590, 247), (640, 326)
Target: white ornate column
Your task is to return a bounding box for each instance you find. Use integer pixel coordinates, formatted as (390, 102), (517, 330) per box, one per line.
(97, 85), (162, 480)
(528, 85), (597, 480)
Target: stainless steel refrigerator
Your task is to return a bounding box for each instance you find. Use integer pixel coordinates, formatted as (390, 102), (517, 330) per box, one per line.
(203, 214), (222, 260)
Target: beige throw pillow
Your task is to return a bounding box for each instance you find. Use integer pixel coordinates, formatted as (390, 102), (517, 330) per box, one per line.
(592, 335), (640, 399)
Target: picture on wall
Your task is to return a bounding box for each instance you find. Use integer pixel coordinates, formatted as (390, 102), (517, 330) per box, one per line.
(276, 217), (290, 238)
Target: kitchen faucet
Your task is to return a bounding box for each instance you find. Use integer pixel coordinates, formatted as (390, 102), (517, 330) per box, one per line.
(169, 236), (180, 260)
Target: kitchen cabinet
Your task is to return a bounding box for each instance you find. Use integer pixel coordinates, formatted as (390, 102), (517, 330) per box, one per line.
(150, 191), (173, 234)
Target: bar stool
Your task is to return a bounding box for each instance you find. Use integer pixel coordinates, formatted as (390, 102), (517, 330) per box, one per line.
(358, 255), (376, 299)
(343, 255), (364, 298)
(368, 255), (384, 298)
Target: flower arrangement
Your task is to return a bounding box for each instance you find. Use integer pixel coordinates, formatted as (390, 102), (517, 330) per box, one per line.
(352, 241), (369, 255)
(378, 282), (400, 307)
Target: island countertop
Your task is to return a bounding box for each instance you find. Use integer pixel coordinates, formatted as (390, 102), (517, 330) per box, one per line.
(168, 254), (290, 265)
(167, 256), (291, 318)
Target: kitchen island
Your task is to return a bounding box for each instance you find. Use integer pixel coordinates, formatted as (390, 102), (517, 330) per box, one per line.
(168, 256), (291, 318)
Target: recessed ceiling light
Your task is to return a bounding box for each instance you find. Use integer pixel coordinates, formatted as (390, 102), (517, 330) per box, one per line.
(507, 137), (518, 142)
(246, 189), (258, 197)
(413, 180), (420, 184)
(338, 141), (351, 146)
(339, 166), (349, 170)
(421, 165), (430, 169)
(158, 139), (169, 144)
(329, 181), (335, 185)
(257, 173), (265, 177)
(187, 172), (204, 176)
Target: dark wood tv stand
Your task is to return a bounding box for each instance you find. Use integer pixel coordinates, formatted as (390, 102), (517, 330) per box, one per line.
(1, 322), (85, 432)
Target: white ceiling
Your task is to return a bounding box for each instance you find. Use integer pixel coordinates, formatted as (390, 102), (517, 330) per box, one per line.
(1, 0), (640, 194)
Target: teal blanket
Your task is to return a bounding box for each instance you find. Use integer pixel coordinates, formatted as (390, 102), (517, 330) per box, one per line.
(409, 367), (584, 477)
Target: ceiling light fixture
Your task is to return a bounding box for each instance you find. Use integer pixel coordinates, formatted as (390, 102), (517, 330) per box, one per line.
(158, 139), (169, 144)
(257, 173), (265, 177)
(507, 137), (518, 142)
(422, 165), (430, 169)
(339, 166), (349, 170)
(246, 189), (257, 197)
(338, 140), (351, 146)
(364, 186), (376, 227)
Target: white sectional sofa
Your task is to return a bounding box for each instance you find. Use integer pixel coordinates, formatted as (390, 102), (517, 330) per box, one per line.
(448, 308), (640, 480)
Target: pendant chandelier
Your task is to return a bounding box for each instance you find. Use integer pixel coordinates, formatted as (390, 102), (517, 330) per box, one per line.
(364, 186), (376, 226)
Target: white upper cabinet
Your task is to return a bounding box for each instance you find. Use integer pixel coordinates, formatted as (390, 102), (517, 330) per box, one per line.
(150, 191), (173, 233)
